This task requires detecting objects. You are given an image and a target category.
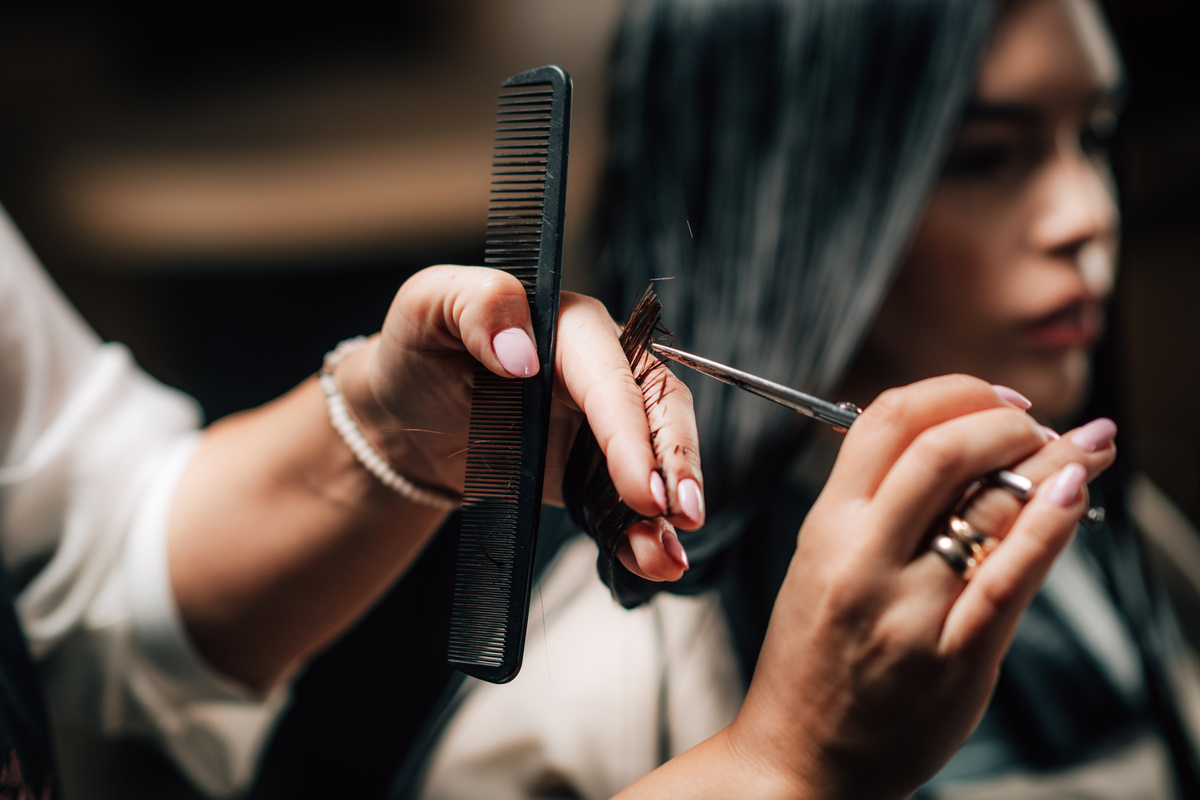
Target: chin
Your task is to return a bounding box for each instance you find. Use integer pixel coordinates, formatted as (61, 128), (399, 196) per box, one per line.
(1012, 351), (1093, 427)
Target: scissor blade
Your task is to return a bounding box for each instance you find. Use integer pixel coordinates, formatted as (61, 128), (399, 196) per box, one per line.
(649, 342), (1033, 499)
(649, 342), (859, 428)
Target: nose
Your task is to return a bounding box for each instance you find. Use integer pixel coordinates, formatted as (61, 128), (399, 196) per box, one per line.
(1029, 136), (1118, 295)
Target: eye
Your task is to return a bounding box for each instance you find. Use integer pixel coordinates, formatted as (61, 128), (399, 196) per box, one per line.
(1080, 110), (1119, 157)
(942, 144), (1018, 180)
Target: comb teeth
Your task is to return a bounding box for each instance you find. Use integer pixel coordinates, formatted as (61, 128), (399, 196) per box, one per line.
(448, 378), (525, 669)
(485, 84), (554, 282)
(449, 66), (571, 684)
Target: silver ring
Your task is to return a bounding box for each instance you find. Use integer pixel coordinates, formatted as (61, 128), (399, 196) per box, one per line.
(947, 515), (999, 560)
(989, 470), (1033, 500)
(1082, 506), (1106, 530)
(931, 532), (981, 581)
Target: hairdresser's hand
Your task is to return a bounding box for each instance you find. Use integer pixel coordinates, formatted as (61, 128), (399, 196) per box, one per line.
(336, 265), (702, 581)
(728, 375), (1116, 798)
(949, 414), (1116, 551)
(665, 375), (1110, 800)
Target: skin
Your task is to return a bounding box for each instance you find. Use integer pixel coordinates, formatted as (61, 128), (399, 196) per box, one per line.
(617, 1), (1124, 797)
(617, 376), (1113, 800)
(169, 2), (1124, 797)
(851, 0), (1123, 425)
(168, 265), (704, 688)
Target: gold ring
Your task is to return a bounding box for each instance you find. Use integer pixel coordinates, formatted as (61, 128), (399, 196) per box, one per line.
(947, 515), (999, 561)
(931, 532), (981, 581)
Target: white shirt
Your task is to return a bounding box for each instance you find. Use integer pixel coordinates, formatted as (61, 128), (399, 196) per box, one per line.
(418, 482), (1200, 800)
(418, 535), (742, 799)
(0, 208), (285, 797)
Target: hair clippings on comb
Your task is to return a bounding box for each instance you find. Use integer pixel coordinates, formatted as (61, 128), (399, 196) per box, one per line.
(319, 336), (461, 511)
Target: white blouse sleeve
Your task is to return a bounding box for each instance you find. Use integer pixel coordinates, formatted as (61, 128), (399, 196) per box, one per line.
(0, 208), (287, 797)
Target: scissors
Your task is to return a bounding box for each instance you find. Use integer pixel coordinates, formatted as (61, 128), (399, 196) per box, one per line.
(650, 341), (1038, 500)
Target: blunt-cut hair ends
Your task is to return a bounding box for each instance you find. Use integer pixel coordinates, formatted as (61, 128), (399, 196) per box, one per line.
(596, 0), (998, 527)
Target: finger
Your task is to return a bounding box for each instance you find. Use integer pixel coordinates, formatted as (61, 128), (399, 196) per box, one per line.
(358, 266), (538, 491)
(831, 375), (1024, 501)
(637, 356), (705, 529)
(899, 419), (1116, 616)
(615, 518), (690, 582)
(381, 265), (539, 378)
(955, 417), (1116, 550)
(868, 406), (1050, 562)
(939, 462), (1089, 663)
(556, 293), (704, 523)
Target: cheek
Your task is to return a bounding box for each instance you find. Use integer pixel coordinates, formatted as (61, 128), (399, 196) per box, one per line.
(917, 192), (1027, 303)
(862, 194), (1032, 386)
(909, 188), (1044, 339)
(884, 210), (1006, 343)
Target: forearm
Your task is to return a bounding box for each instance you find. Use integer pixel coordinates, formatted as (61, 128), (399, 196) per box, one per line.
(614, 726), (812, 800)
(167, 350), (454, 690)
(163, 265), (706, 692)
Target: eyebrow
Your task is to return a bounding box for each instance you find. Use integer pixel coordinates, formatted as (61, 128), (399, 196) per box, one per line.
(961, 100), (1044, 126)
(961, 84), (1129, 127)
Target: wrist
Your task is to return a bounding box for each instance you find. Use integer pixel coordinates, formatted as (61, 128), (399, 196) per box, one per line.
(322, 336), (461, 508)
(725, 692), (916, 800)
(717, 721), (819, 800)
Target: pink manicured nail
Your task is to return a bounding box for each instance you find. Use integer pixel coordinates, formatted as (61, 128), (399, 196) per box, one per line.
(492, 328), (539, 378)
(1042, 426), (1061, 440)
(663, 530), (689, 570)
(1067, 417), (1117, 452)
(1047, 463), (1088, 507)
(992, 384), (1032, 410)
(677, 478), (706, 525)
(649, 470), (668, 514)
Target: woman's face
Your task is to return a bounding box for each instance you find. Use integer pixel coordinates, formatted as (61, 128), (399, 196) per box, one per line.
(860, 0), (1123, 424)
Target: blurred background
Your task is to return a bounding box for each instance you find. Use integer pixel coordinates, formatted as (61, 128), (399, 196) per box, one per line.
(0, 0), (1197, 796)
(0, 0), (626, 424)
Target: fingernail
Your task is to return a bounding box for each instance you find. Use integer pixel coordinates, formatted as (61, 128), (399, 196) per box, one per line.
(1047, 462), (1088, 507)
(677, 478), (706, 525)
(649, 470), (668, 515)
(492, 328), (539, 378)
(1067, 417), (1117, 452)
(663, 530), (690, 570)
(992, 384), (1032, 410)
(1042, 425), (1061, 440)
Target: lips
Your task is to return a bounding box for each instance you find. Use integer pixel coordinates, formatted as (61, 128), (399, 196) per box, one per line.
(1021, 301), (1105, 350)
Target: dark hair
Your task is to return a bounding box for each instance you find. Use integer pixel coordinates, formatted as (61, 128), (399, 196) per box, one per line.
(595, 0), (998, 532)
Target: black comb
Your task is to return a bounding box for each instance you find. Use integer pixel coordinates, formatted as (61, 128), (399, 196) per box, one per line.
(447, 65), (572, 684)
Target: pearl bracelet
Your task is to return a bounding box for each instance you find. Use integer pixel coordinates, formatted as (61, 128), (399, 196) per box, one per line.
(319, 337), (460, 511)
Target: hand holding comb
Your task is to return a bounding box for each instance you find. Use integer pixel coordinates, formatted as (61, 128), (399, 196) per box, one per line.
(447, 66), (571, 684)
